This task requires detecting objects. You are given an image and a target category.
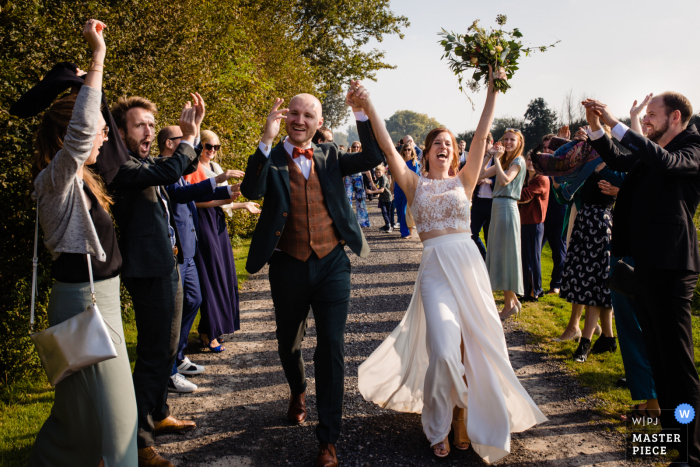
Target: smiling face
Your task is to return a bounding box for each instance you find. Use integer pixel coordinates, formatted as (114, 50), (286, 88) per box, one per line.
(120, 107), (156, 158)
(643, 97), (673, 143)
(424, 130), (458, 176)
(285, 94), (323, 147)
(526, 152), (534, 171)
(458, 140), (466, 152)
(502, 131), (520, 154)
(201, 134), (221, 163)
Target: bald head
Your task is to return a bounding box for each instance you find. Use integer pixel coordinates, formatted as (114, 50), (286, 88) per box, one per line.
(157, 125), (183, 156)
(286, 93), (324, 147)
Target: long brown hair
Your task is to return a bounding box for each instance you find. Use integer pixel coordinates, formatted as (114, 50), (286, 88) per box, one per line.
(399, 143), (417, 163)
(421, 128), (459, 176)
(33, 94), (113, 212)
(499, 130), (525, 169)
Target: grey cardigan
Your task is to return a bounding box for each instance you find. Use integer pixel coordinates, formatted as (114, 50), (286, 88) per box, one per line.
(33, 85), (106, 261)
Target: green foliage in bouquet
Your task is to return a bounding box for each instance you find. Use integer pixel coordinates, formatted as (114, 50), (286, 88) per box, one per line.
(439, 14), (559, 104)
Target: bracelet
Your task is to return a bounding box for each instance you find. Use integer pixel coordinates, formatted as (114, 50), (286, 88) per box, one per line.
(88, 69), (103, 73)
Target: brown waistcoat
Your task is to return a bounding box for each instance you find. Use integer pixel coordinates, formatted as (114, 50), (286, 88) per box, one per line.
(276, 156), (341, 261)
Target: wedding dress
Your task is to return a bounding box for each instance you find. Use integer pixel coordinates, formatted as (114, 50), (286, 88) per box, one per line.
(358, 174), (547, 463)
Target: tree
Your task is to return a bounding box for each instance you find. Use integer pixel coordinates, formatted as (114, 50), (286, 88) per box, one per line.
(384, 110), (443, 145)
(347, 125), (360, 145)
(491, 116), (526, 143)
(333, 132), (349, 146)
(456, 130), (475, 148)
(522, 98), (557, 151)
(321, 86), (351, 130)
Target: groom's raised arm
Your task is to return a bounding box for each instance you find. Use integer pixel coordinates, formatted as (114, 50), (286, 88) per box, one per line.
(338, 115), (385, 176)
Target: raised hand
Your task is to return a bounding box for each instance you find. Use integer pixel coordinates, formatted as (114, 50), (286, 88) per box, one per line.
(214, 169), (245, 184)
(487, 65), (507, 93)
(345, 79), (369, 112)
(191, 92), (206, 135)
(582, 99), (618, 129)
(582, 99), (602, 131)
(179, 101), (197, 141)
(262, 98), (288, 147)
(630, 94), (653, 119)
(82, 19), (107, 59)
(557, 125), (571, 140)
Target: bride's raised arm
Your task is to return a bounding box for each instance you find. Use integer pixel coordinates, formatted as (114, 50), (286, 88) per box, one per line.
(347, 81), (419, 200)
(460, 66), (506, 194)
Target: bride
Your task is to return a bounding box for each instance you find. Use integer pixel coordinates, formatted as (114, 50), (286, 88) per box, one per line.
(353, 68), (547, 462)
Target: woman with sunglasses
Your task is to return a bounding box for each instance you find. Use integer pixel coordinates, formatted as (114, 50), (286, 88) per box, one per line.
(185, 130), (260, 352)
(480, 128), (528, 320)
(356, 67), (546, 462)
(343, 141), (371, 227)
(394, 144), (420, 238)
(29, 20), (138, 467)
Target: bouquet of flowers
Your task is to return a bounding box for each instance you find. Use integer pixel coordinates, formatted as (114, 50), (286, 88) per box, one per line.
(439, 14), (559, 103)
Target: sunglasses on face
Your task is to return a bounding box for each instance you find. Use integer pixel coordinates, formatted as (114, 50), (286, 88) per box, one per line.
(204, 143), (221, 151)
(351, 146), (360, 149)
(168, 135), (183, 141)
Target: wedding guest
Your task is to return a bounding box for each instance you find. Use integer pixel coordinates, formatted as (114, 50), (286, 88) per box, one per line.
(343, 141), (372, 227)
(457, 139), (467, 169)
(394, 144), (420, 238)
(313, 125), (333, 144)
(29, 20), (138, 467)
(184, 130), (260, 352)
(585, 92), (700, 464)
(356, 69), (547, 463)
(158, 125), (243, 392)
(339, 144), (345, 151)
(396, 134), (423, 163)
(111, 94), (200, 466)
(554, 157), (623, 362)
(240, 87), (384, 467)
(540, 133), (567, 295)
(366, 165), (394, 231)
(481, 130), (527, 320)
(470, 132), (494, 259)
(518, 150), (550, 301)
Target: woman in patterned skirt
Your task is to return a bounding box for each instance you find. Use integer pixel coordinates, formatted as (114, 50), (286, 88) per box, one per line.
(555, 162), (624, 362)
(344, 141), (371, 227)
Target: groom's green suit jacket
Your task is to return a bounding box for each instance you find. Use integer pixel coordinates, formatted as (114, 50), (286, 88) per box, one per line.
(240, 120), (385, 274)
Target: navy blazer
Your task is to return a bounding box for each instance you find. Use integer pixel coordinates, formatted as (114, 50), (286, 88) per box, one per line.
(165, 177), (232, 259)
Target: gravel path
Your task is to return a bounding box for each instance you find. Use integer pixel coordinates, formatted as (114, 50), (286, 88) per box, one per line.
(158, 209), (640, 466)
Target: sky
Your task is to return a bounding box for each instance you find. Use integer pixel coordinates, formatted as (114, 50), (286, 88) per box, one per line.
(336, 0), (700, 136)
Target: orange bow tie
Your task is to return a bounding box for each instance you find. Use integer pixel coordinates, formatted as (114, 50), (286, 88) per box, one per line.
(292, 147), (314, 160)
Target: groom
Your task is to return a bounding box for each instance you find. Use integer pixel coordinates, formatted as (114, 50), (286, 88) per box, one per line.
(240, 84), (384, 467)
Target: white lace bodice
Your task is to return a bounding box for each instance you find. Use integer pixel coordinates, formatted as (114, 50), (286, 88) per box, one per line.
(410, 175), (471, 234)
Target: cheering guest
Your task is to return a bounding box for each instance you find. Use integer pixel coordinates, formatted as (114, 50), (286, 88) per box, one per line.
(240, 87), (383, 467)
(366, 165), (394, 231)
(29, 20), (137, 467)
(540, 134), (567, 294)
(184, 130), (259, 352)
(518, 151), (550, 301)
(585, 93), (700, 465)
(481, 130), (527, 320)
(394, 144), (420, 238)
(158, 125), (243, 391)
(470, 132), (494, 259)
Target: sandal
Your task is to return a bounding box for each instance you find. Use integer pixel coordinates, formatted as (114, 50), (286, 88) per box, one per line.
(627, 404), (661, 421)
(200, 337), (226, 353)
(431, 437), (450, 458)
(452, 407), (471, 450)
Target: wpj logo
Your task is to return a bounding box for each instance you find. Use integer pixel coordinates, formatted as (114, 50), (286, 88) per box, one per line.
(625, 404), (694, 463)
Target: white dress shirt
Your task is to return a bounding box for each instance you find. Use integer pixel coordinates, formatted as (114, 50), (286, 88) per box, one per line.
(587, 122), (630, 142)
(258, 111), (369, 180)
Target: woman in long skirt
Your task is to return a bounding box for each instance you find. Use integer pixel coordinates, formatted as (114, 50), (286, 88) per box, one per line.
(354, 70), (546, 462)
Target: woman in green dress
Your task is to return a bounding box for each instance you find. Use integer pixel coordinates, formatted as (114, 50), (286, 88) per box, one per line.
(481, 130), (527, 320)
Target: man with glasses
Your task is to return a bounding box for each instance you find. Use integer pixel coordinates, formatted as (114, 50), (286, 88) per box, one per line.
(157, 126), (242, 396)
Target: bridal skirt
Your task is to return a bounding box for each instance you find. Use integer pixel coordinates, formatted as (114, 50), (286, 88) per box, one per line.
(358, 233), (547, 463)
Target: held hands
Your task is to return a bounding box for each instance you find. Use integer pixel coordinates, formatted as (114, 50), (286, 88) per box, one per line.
(262, 98), (288, 147)
(598, 180), (619, 196)
(82, 19), (107, 60)
(345, 79), (370, 112)
(582, 99), (619, 130)
(214, 169), (245, 184)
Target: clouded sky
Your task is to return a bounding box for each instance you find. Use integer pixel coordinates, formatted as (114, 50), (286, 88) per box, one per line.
(336, 0), (700, 137)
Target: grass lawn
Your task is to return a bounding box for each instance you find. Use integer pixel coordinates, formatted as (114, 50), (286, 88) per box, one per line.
(0, 238), (251, 467)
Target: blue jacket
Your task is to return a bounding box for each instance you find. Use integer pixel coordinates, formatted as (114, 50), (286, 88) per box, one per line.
(165, 177), (232, 259)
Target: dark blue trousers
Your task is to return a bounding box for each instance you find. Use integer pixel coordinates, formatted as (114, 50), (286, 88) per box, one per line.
(171, 257), (202, 375)
(542, 200), (566, 290)
(394, 190), (410, 237)
(379, 200), (395, 227)
(470, 195), (492, 259)
(521, 223), (544, 298)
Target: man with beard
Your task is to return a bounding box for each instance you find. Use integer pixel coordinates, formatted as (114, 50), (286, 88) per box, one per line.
(584, 93), (700, 467)
(109, 95), (203, 467)
(240, 83), (383, 467)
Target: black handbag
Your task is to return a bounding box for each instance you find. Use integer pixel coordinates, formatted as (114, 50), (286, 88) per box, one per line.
(607, 259), (635, 298)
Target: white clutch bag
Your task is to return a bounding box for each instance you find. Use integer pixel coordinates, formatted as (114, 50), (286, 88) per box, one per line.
(29, 208), (119, 386)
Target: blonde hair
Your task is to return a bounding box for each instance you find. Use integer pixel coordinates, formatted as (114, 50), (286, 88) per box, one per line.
(399, 144), (417, 163)
(200, 130), (221, 159)
(499, 130), (525, 169)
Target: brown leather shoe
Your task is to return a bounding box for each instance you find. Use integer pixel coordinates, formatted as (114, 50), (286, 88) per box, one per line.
(138, 447), (175, 467)
(287, 392), (307, 424)
(153, 415), (196, 435)
(316, 443), (338, 467)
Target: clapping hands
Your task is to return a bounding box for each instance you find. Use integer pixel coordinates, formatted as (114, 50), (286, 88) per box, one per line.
(630, 94), (653, 119)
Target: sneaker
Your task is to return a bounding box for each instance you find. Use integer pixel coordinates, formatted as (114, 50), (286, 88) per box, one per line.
(168, 373), (197, 393)
(177, 357), (205, 375)
(393, 223), (400, 229)
(379, 224), (390, 231)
